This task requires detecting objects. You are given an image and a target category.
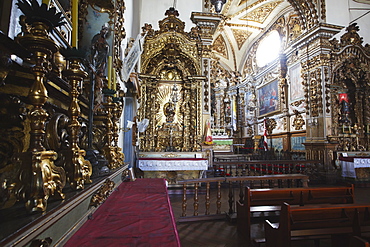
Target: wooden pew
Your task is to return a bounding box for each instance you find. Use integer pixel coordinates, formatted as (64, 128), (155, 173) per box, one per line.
(236, 184), (355, 243)
(264, 203), (370, 247)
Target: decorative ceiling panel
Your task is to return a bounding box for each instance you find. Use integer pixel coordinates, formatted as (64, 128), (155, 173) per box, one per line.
(240, 0), (283, 23)
(213, 34), (229, 59)
(231, 29), (252, 49)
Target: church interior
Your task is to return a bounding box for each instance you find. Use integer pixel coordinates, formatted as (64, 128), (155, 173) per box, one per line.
(2, 0), (370, 246)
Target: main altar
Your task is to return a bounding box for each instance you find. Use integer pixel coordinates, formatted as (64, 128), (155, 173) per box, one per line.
(134, 8), (220, 183)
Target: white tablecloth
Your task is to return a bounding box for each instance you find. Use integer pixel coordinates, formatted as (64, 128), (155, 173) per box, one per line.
(340, 158), (370, 178)
(138, 159), (208, 171)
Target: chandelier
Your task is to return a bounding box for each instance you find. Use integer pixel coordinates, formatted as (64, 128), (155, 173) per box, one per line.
(211, 0), (226, 13)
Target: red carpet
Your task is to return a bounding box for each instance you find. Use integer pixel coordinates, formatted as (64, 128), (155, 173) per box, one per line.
(65, 178), (181, 247)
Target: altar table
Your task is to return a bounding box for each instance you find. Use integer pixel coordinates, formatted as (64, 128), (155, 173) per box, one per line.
(137, 152), (209, 184)
(138, 158), (208, 171)
(340, 156), (370, 179)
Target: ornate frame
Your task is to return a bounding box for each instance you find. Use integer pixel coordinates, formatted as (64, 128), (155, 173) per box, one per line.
(289, 62), (303, 101)
(257, 79), (280, 116)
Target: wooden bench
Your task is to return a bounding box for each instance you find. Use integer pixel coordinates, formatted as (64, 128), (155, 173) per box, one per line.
(236, 184), (355, 243)
(264, 202), (370, 247)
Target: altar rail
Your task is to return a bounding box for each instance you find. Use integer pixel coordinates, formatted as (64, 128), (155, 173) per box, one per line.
(213, 160), (321, 177)
(176, 174), (309, 223)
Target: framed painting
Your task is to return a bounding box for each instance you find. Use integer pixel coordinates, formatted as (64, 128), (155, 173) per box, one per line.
(258, 80), (279, 116)
(289, 63), (304, 101)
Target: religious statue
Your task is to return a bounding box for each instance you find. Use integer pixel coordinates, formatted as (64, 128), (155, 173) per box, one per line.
(164, 102), (176, 123)
(91, 24), (109, 77)
(339, 93), (351, 126)
(90, 24), (109, 111)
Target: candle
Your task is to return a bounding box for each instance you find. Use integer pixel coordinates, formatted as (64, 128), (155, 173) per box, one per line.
(112, 68), (116, 91)
(72, 0), (78, 47)
(107, 56), (112, 89)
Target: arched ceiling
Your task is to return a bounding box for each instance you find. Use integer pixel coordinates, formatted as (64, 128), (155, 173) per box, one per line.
(211, 0), (318, 72)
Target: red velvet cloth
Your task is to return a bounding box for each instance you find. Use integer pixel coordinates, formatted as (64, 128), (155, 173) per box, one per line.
(65, 178), (181, 247)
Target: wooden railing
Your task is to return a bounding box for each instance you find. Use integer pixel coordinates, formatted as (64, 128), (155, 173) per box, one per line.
(176, 174), (309, 223)
(213, 160), (320, 177)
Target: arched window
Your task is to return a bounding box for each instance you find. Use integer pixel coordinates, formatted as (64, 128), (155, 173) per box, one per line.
(256, 30), (281, 67)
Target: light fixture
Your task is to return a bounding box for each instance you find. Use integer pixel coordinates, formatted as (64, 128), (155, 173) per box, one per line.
(211, 0), (226, 13)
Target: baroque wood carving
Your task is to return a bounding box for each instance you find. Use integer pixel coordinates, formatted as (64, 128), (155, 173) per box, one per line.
(139, 8), (204, 152)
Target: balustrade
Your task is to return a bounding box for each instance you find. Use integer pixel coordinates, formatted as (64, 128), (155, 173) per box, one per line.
(176, 174), (309, 222)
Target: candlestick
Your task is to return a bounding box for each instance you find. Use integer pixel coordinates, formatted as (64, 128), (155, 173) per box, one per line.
(72, 0), (78, 47)
(107, 56), (112, 89)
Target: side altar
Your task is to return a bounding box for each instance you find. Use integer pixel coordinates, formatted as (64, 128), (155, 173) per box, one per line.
(137, 152), (209, 184)
(338, 152), (370, 182)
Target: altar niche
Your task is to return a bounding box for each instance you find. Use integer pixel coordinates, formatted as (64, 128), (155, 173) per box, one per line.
(137, 7), (207, 183)
(139, 7), (204, 153)
(156, 81), (183, 152)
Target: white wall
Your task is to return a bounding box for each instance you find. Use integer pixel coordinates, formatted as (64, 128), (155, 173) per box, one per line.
(326, 0), (370, 44)
(139, 0), (202, 32)
(124, 0), (135, 40)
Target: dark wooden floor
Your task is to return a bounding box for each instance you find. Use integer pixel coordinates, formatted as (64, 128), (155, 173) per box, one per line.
(169, 185), (370, 247)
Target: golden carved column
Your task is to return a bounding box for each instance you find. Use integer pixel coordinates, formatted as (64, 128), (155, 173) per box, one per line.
(15, 1), (66, 212)
(299, 24), (342, 182)
(62, 49), (92, 189)
(139, 75), (157, 152)
(187, 80), (197, 151)
(102, 90), (120, 169)
(113, 100), (125, 165)
(191, 12), (222, 149)
(181, 85), (192, 151)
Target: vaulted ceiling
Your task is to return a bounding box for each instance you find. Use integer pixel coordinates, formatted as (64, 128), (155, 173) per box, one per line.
(211, 0), (320, 72)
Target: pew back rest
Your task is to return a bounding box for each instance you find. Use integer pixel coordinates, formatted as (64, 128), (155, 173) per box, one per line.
(304, 185), (354, 205)
(264, 203), (370, 247)
(249, 188), (304, 207)
(281, 203), (370, 232)
(248, 184), (355, 207)
(237, 185), (355, 243)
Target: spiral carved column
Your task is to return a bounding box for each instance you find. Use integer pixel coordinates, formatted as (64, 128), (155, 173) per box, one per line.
(102, 91), (121, 169)
(63, 53), (92, 190)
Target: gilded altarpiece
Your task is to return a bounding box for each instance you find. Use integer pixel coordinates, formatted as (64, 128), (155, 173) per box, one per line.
(138, 8), (207, 183)
(327, 24), (370, 181)
(139, 8), (204, 153)
(328, 24), (370, 151)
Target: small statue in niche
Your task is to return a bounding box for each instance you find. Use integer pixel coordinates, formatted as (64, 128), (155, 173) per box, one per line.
(164, 102), (176, 123)
(339, 93), (351, 126)
(90, 24), (109, 77)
